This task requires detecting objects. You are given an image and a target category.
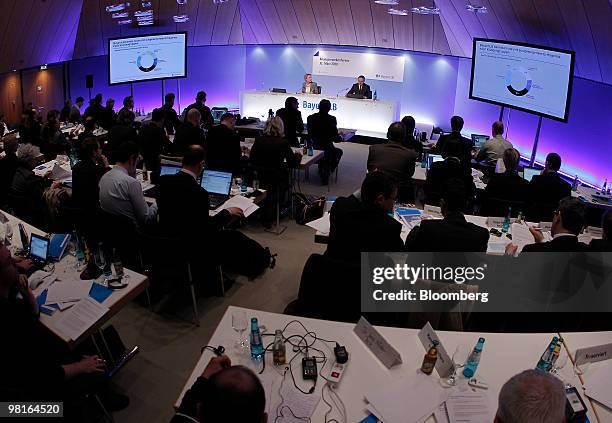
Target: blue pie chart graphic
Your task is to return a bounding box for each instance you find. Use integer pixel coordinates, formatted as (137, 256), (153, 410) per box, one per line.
(505, 67), (532, 96)
(137, 51), (157, 72)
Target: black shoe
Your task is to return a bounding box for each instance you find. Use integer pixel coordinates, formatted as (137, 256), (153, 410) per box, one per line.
(100, 392), (130, 412)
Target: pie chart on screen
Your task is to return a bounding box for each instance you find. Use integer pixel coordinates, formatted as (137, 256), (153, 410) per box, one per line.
(137, 51), (158, 72)
(505, 67), (532, 96)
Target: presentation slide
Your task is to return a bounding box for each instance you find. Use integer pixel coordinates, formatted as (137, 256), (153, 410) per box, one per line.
(109, 33), (186, 84)
(470, 39), (574, 121)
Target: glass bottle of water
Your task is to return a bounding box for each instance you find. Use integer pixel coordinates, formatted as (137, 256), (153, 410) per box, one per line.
(250, 318), (264, 361)
(463, 337), (485, 378)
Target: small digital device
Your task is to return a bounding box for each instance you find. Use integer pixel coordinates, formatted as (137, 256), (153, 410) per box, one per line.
(334, 344), (349, 364)
(427, 154), (444, 169)
(201, 170), (233, 209)
(326, 362), (347, 387)
(565, 386), (587, 422)
(29, 234), (50, 266)
(211, 108), (228, 124)
(302, 357), (317, 380)
(468, 378), (488, 389)
(522, 166), (540, 182)
(471, 134), (489, 149)
(160, 164), (181, 177)
(271, 88), (287, 93)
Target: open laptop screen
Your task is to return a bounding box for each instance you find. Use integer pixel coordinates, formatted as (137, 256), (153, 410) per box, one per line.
(471, 134), (489, 149)
(201, 170), (233, 195)
(160, 164), (181, 176)
(427, 154), (444, 169)
(30, 234), (49, 262)
(523, 167), (540, 182)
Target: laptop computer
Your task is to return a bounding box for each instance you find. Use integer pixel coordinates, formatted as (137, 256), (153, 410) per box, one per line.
(427, 154), (444, 169)
(211, 108), (228, 124)
(160, 164), (181, 176)
(201, 170), (233, 209)
(29, 233), (50, 269)
(522, 166), (540, 182)
(471, 134), (489, 149)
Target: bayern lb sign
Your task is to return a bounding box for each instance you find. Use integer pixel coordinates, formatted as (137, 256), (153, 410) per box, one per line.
(312, 50), (405, 82)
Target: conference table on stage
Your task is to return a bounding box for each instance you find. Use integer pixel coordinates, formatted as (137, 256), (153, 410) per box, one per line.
(241, 91), (399, 137)
(0, 209), (148, 348)
(176, 306), (611, 422)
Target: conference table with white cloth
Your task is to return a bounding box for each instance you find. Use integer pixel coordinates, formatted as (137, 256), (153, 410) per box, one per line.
(240, 91), (399, 138)
(0, 209), (149, 348)
(176, 306), (604, 422)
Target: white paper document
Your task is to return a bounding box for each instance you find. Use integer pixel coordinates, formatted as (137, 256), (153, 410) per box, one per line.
(275, 383), (321, 422)
(50, 163), (72, 181)
(365, 372), (449, 423)
(53, 297), (108, 340)
(584, 362), (612, 409)
(45, 280), (93, 304)
(306, 213), (330, 234)
(446, 390), (491, 423)
(510, 223), (535, 252)
(213, 195), (260, 217)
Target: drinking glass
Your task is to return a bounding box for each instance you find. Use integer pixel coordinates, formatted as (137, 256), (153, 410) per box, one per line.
(444, 344), (470, 386)
(4, 223), (13, 246)
(232, 310), (248, 352)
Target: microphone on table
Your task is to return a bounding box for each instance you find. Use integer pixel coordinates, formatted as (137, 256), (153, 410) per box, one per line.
(336, 87), (351, 97)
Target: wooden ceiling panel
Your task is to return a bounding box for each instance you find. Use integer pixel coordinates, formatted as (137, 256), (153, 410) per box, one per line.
(21, 0), (54, 68)
(256, 0), (289, 44)
(273, 0), (305, 44)
(435, 0), (471, 56)
(329, 0), (357, 45)
(439, 13), (464, 57)
(212, 0), (240, 44)
(412, 0), (435, 53)
(174, 0), (201, 41)
(370, 2), (395, 49)
(474, 0), (507, 40)
(229, 4), (245, 44)
(584, 0), (612, 85)
(509, 0), (548, 46)
(309, 0), (339, 45)
(487, 0), (527, 43)
(349, 0), (375, 47)
(391, 0), (414, 51)
(448, 0), (487, 41)
(0, 0), (36, 72)
(290, 0), (322, 45)
(240, 0), (272, 43)
(432, 15), (451, 56)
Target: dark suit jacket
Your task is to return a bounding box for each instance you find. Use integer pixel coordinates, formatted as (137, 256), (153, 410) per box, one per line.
(107, 124), (138, 153)
(276, 107), (304, 147)
(589, 239), (612, 252)
(367, 141), (417, 191)
(161, 104), (180, 135)
(71, 159), (108, 212)
(172, 122), (205, 155)
(84, 103), (106, 124)
(157, 171), (231, 243)
(404, 134), (423, 157)
(0, 153), (19, 206)
(483, 170), (529, 203)
(346, 83), (372, 99)
(99, 107), (117, 130)
(184, 102), (214, 130)
(522, 235), (588, 252)
(528, 172), (571, 206)
(249, 136), (300, 189)
(326, 195), (404, 262)
(424, 157), (475, 206)
(9, 166), (50, 227)
(306, 112), (341, 152)
(138, 122), (171, 171)
(205, 124), (242, 173)
(405, 211), (490, 252)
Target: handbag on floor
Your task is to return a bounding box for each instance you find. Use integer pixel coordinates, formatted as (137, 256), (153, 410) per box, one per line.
(292, 193), (325, 225)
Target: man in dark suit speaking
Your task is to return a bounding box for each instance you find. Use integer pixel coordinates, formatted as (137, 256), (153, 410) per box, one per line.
(346, 75), (372, 99)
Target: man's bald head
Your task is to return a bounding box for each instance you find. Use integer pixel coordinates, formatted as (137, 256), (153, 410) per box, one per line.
(186, 108), (201, 126)
(205, 366), (267, 423)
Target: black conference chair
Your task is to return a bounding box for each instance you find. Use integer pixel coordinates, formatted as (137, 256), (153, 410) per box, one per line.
(481, 197), (527, 218)
(526, 201), (558, 223)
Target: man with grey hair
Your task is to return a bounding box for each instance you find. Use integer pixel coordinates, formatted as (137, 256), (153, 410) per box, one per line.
(173, 108), (204, 155)
(495, 369), (566, 423)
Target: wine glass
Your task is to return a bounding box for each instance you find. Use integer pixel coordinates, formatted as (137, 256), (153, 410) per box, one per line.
(4, 223), (13, 246)
(444, 344), (470, 387)
(232, 310), (248, 352)
(93, 244), (110, 283)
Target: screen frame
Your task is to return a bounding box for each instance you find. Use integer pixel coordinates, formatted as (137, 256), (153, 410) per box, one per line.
(30, 233), (49, 261)
(469, 38), (575, 123)
(108, 31), (188, 86)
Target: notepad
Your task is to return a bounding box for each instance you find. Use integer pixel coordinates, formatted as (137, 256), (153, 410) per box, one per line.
(584, 362), (612, 409)
(53, 297), (109, 340)
(306, 213), (331, 234)
(511, 223), (536, 253)
(45, 280), (94, 304)
(446, 390), (492, 423)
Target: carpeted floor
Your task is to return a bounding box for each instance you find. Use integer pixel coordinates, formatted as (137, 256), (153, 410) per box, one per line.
(108, 141), (370, 423)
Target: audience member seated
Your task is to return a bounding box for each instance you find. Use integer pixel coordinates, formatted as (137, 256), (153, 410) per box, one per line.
(138, 108), (171, 172)
(184, 91), (214, 131)
(72, 138), (109, 216)
(508, 197), (588, 253)
(0, 245), (113, 415)
(69, 96), (84, 123)
(173, 108), (205, 155)
(527, 152), (571, 221)
(276, 96), (304, 147)
(118, 96), (134, 117)
(495, 370), (565, 423)
(161, 93), (180, 135)
(171, 355), (266, 423)
(18, 110), (42, 146)
(400, 115), (423, 157)
(0, 135), (19, 207)
(306, 99), (343, 185)
(433, 115), (472, 166)
(0, 113), (9, 136)
(589, 210), (611, 251)
(326, 171), (403, 263)
(107, 109), (138, 161)
(367, 122), (417, 203)
(83, 93), (106, 124)
(481, 148), (529, 215)
(100, 98), (117, 130)
(76, 116), (97, 153)
(9, 143), (55, 228)
(205, 113), (243, 174)
(475, 121), (513, 167)
(42, 117), (70, 158)
(406, 179), (489, 252)
(59, 100), (71, 123)
(424, 139), (475, 206)
(99, 141), (157, 228)
(249, 117), (302, 226)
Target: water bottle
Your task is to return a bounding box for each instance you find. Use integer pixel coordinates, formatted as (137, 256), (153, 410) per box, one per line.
(252, 171), (259, 191)
(272, 329), (286, 365)
(373, 90), (377, 100)
(268, 109), (274, 118)
(572, 175), (579, 191)
(240, 177), (248, 193)
(536, 336), (558, 372)
(602, 179), (608, 194)
(463, 337), (485, 378)
(250, 318), (264, 361)
(421, 152), (428, 168)
(501, 207), (511, 233)
(73, 230), (85, 265)
(111, 248), (124, 278)
(307, 139), (314, 156)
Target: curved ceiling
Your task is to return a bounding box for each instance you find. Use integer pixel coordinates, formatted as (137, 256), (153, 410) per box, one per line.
(1, 0), (611, 85)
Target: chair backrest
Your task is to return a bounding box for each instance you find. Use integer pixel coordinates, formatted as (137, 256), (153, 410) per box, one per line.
(316, 86), (322, 94)
(481, 197), (527, 218)
(160, 155), (183, 165)
(526, 202), (558, 223)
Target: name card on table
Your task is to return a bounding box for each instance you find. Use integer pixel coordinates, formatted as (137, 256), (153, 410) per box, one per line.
(575, 343), (612, 366)
(586, 226), (603, 238)
(486, 217), (505, 228)
(354, 317), (402, 369)
(417, 322), (453, 378)
(423, 205), (443, 218)
(539, 222), (552, 231)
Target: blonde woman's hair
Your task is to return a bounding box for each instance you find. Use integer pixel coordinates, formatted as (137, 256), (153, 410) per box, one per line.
(263, 116), (285, 138)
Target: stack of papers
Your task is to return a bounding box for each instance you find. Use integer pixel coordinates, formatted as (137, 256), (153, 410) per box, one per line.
(510, 223), (536, 253)
(584, 362), (612, 409)
(446, 390), (492, 422)
(306, 213), (330, 234)
(45, 280), (94, 304)
(53, 297), (109, 340)
(212, 194), (260, 217)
